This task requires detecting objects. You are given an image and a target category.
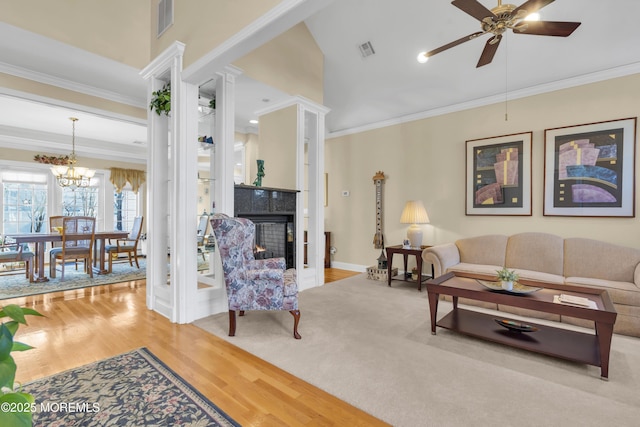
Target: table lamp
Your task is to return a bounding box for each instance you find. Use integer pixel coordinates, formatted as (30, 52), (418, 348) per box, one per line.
(400, 200), (430, 249)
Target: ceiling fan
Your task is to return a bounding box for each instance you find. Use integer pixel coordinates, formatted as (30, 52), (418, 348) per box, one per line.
(418, 0), (581, 67)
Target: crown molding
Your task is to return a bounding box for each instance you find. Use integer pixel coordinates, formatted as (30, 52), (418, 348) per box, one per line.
(0, 125), (146, 163)
(255, 95), (330, 117)
(140, 41), (186, 80)
(0, 61), (146, 108)
(0, 87), (147, 126)
(327, 62), (640, 139)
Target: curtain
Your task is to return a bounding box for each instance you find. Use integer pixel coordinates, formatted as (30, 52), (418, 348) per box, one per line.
(109, 168), (146, 193)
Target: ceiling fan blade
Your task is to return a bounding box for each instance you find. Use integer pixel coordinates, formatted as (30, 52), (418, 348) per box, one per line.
(513, 21), (581, 37)
(476, 35), (502, 68)
(451, 0), (496, 22)
(512, 0), (555, 17)
(424, 31), (485, 58)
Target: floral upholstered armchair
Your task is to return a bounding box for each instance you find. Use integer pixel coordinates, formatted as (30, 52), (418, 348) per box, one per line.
(210, 214), (301, 339)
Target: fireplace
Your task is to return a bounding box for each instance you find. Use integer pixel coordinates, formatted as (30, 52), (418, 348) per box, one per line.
(249, 215), (294, 267)
(235, 185), (298, 269)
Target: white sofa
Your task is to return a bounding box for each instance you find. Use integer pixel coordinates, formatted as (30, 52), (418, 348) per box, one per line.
(422, 232), (640, 337)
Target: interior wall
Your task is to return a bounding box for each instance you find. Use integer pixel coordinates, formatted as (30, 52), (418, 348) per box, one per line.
(325, 73), (640, 269)
(152, 0), (281, 69)
(1, 0), (150, 68)
(243, 133), (259, 185)
(258, 105), (297, 190)
(234, 22), (324, 104)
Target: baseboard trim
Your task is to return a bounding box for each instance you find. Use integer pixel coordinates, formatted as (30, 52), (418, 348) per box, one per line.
(330, 262), (367, 273)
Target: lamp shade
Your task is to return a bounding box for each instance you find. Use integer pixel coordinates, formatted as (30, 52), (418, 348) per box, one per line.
(400, 200), (430, 224)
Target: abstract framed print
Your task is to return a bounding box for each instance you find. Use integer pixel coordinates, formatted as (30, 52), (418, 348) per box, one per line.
(466, 132), (532, 216)
(544, 118), (636, 217)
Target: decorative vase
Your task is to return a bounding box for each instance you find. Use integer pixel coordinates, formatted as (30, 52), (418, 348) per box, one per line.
(253, 159), (265, 187)
(501, 280), (513, 291)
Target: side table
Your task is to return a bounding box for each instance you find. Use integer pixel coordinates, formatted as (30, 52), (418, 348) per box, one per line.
(386, 245), (433, 291)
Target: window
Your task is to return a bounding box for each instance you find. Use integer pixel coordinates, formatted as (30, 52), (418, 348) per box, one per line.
(2, 171), (48, 234)
(114, 189), (139, 232)
(62, 183), (99, 218)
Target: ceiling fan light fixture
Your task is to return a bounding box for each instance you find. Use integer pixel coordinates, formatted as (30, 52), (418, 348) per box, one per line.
(525, 12), (540, 21)
(417, 51), (429, 63)
(422, 0), (582, 68)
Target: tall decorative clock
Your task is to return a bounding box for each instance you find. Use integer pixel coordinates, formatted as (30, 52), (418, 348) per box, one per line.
(372, 171), (386, 249)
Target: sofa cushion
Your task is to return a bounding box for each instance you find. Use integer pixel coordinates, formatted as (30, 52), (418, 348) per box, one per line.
(505, 232), (564, 276)
(565, 277), (640, 307)
(564, 238), (640, 283)
(512, 268), (564, 285)
(455, 235), (507, 267)
(447, 263), (504, 277)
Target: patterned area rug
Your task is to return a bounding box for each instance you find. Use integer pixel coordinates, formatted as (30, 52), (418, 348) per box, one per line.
(23, 348), (239, 427)
(0, 260), (147, 299)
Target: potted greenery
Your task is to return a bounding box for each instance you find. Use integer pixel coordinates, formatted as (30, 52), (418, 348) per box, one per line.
(496, 267), (519, 291)
(149, 83), (171, 116)
(0, 304), (44, 427)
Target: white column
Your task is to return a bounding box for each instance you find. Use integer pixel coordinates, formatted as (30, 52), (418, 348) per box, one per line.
(140, 42), (185, 321)
(171, 79), (199, 324)
(296, 98), (329, 290)
(214, 67), (240, 216)
(145, 77), (171, 317)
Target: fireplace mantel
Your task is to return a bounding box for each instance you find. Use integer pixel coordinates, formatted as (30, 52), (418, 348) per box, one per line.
(234, 185), (298, 217)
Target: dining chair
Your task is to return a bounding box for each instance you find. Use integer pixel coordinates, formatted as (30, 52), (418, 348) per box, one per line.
(49, 216), (96, 280)
(210, 213), (301, 339)
(0, 238), (34, 282)
(105, 216), (144, 273)
(197, 214), (209, 261)
(49, 215), (68, 271)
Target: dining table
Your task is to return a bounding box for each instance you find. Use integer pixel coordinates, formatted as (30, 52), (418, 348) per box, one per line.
(8, 231), (129, 282)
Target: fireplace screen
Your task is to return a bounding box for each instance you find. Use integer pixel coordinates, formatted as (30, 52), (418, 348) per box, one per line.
(250, 218), (295, 268)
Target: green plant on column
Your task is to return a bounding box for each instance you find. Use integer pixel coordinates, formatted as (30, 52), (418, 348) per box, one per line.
(0, 304), (44, 427)
(253, 159), (265, 187)
(149, 83), (171, 116)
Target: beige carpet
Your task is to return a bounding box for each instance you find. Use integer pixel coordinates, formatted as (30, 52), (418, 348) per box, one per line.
(194, 274), (640, 427)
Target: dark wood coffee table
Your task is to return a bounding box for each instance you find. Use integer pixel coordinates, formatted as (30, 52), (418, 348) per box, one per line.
(426, 272), (617, 379)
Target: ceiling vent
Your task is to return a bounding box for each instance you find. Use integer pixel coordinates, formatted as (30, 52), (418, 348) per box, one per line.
(157, 0), (173, 37)
(358, 41), (376, 58)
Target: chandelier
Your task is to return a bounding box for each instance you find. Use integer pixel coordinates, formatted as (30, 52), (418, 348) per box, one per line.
(51, 117), (95, 189)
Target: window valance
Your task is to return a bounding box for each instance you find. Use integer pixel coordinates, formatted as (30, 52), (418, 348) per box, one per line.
(110, 168), (146, 193)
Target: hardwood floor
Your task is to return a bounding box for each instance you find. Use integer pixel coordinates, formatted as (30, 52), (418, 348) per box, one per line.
(324, 267), (360, 283)
(7, 268), (386, 426)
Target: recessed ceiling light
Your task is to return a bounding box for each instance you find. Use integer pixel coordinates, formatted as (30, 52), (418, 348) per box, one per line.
(417, 52), (429, 63)
(249, 119), (259, 124)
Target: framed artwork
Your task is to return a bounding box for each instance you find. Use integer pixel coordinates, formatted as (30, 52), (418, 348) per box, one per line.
(544, 117), (637, 217)
(466, 132), (532, 216)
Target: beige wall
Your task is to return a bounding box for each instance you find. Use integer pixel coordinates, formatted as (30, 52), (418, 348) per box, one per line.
(1, 0), (150, 68)
(243, 133), (260, 185)
(326, 73), (640, 269)
(0, 73), (147, 119)
(258, 105), (297, 189)
(234, 22), (324, 104)
(152, 0), (281, 69)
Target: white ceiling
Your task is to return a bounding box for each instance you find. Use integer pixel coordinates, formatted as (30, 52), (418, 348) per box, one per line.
(307, 0), (640, 134)
(1, 0), (640, 160)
